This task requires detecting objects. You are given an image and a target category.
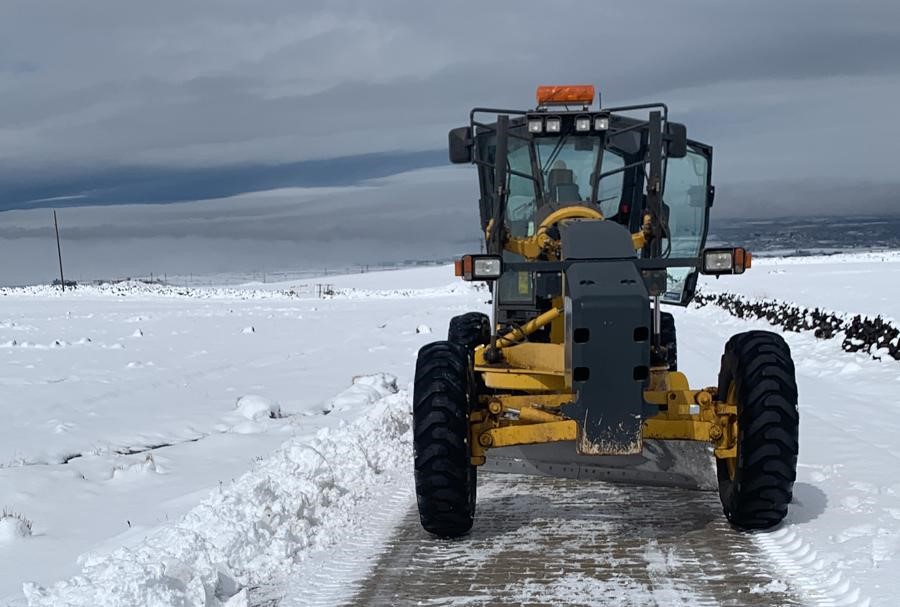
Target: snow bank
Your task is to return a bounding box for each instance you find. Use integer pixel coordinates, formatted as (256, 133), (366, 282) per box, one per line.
(22, 375), (411, 607)
(0, 511), (33, 543)
(329, 283), (482, 300)
(0, 281), (304, 300)
(321, 373), (398, 415)
(233, 395), (281, 421)
(0, 279), (478, 302)
(751, 250), (900, 266)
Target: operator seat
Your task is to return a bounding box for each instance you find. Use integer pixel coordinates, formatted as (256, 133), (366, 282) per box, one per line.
(547, 168), (581, 203)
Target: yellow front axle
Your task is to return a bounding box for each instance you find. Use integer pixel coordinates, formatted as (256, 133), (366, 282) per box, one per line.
(468, 365), (738, 465)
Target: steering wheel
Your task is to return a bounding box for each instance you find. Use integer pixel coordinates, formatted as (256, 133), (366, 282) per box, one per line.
(533, 205), (604, 259)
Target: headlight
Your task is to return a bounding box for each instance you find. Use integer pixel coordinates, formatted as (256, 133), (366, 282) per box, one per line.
(527, 118), (543, 133)
(703, 251), (734, 272)
(575, 116), (591, 132)
(700, 248), (752, 275)
(454, 255), (503, 281)
(545, 117), (561, 133)
(594, 116), (609, 131)
(473, 257), (502, 279)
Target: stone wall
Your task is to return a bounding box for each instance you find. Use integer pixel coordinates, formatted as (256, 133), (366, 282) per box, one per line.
(693, 292), (900, 362)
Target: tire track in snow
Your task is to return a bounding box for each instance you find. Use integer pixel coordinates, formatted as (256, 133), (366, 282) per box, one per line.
(753, 527), (871, 607)
(348, 475), (802, 606)
(676, 305), (887, 606)
(260, 479), (414, 607)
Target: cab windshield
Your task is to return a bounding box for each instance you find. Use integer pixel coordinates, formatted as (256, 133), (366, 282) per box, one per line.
(472, 116), (712, 307)
(505, 135), (624, 237)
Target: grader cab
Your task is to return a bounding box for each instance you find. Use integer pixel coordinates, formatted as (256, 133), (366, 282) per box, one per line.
(413, 85), (799, 537)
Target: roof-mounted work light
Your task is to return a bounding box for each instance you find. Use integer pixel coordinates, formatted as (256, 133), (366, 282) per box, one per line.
(575, 116), (592, 132)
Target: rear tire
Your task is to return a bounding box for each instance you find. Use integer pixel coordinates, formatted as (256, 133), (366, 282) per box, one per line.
(448, 312), (491, 352)
(716, 330), (799, 530)
(413, 341), (477, 537)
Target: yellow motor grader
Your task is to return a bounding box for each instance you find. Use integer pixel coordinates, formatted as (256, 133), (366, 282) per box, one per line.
(413, 85), (799, 537)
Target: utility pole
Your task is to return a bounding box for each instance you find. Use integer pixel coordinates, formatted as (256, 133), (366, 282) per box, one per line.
(53, 210), (65, 292)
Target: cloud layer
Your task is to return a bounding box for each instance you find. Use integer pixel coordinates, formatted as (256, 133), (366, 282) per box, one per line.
(2, 1), (900, 188)
(0, 167), (481, 285)
(1, 1), (899, 283)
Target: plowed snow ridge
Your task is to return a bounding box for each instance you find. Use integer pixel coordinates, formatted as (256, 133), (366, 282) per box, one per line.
(22, 375), (412, 607)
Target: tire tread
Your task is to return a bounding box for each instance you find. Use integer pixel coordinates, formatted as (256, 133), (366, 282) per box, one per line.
(413, 341), (476, 537)
(716, 330), (799, 530)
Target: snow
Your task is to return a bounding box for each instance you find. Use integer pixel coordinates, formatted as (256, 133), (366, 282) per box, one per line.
(689, 252), (900, 606)
(22, 375), (410, 607)
(2, 253), (899, 606)
(750, 579), (789, 594)
(0, 512), (33, 543)
(0, 265), (483, 604)
(702, 250), (900, 321)
(233, 395), (281, 421)
(510, 572), (650, 606)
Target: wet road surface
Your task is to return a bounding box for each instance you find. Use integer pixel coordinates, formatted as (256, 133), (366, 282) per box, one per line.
(347, 474), (802, 606)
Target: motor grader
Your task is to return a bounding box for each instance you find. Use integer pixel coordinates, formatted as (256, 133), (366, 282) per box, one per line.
(413, 85), (799, 537)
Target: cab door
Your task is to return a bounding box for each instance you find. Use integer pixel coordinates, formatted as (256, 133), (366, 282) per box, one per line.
(661, 142), (713, 305)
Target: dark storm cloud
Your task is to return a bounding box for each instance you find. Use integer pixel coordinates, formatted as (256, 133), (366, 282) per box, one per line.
(1, 0), (899, 285)
(0, 170), (478, 244)
(2, 0), (899, 185)
(713, 180), (900, 219)
(0, 150), (445, 211)
(0, 168), (483, 285)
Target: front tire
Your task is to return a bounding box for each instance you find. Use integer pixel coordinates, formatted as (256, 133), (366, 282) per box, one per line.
(413, 341), (477, 537)
(716, 331), (799, 530)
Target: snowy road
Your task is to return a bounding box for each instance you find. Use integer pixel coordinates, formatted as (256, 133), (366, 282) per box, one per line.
(347, 475), (801, 607)
(4, 257), (898, 606)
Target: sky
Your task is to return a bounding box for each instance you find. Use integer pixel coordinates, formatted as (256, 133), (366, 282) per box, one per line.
(0, 168), (480, 285)
(1, 0), (899, 282)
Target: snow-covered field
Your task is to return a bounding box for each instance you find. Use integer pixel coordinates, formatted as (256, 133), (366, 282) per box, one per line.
(713, 250), (900, 321)
(2, 254), (899, 606)
(0, 267), (479, 605)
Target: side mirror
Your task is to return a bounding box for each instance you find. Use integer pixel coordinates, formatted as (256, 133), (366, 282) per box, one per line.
(665, 122), (688, 159)
(448, 126), (473, 164)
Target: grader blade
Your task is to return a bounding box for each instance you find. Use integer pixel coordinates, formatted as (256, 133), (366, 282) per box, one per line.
(481, 440), (717, 491)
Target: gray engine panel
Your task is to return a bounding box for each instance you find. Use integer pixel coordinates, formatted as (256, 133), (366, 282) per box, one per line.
(558, 220), (651, 455)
